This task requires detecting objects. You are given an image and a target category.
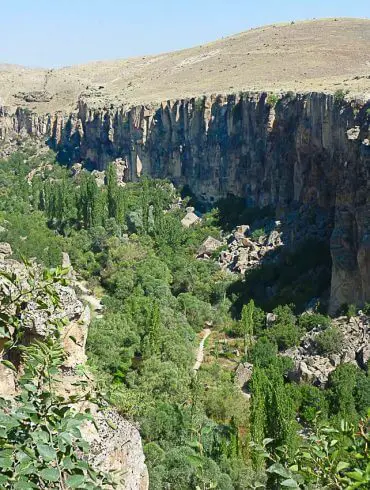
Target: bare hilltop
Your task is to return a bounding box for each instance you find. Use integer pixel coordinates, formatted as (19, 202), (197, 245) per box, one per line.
(1, 18), (369, 113)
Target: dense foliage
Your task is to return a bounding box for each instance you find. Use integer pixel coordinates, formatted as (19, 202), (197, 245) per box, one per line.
(0, 263), (115, 489)
(0, 147), (369, 488)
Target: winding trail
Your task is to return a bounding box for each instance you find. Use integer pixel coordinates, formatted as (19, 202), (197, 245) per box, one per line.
(75, 279), (103, 316)
(193, 328), (211, 371)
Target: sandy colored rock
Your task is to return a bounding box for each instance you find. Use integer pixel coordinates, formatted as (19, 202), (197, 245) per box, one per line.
(181, 211), (200, 228)
(0, 19), (369, 114)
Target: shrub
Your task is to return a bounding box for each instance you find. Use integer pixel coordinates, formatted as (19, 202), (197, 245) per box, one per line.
(298, 313), (331, 332)
(346, 303), (357, 318)
(334, 89), (347, 104)
(194, 97), (205, 111)
(297, 384), (329, 423)
(266, 94), (279, 107)
(265, 305), (303, 350)
(362, 302), (370, 315)
(267, 322), (302, 351)
(251, 228), (266, 241)
(315, 326), (344, 355)
(249, 336), (278, 368)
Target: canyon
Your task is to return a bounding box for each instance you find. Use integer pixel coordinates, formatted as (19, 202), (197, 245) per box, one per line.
(1, 18), (370, 313)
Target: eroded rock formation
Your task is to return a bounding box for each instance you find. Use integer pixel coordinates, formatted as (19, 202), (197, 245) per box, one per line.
(0, 244), (148, 490)
(1, 92), (370, 312)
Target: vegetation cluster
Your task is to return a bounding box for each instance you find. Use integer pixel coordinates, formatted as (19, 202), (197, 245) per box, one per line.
(0, 148), (368, 489)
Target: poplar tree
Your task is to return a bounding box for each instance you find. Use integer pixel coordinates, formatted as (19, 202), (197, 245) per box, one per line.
(141, 177), (150, 234)
(106, 163), (118, 219)
(250, 367), (268, 469)
(144, 301), (162, 357)
(78, 172), (100, 228)
(241, 299), (254, 358)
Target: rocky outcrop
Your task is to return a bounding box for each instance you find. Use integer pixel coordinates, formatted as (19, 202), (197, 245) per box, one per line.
(284, 314), (369, 386)
(1, 92), (370, 311)
(215, 224), (283, 275)
(0, 245), (148, 490)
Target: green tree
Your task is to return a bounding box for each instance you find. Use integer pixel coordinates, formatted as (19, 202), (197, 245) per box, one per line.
(0, 262), (115, 489)
(106, 163), (118, 219)
(143, 301), (162, 357)
(241, 299), (254, 358)
(250, 367), (268, 469)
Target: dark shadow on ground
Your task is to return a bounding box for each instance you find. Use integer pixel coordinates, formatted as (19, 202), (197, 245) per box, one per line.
(227, 239), (332, 317)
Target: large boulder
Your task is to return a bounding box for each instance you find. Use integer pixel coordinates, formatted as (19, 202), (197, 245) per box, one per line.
(181, 210), (201, 228)
(197, 236), (223, 257)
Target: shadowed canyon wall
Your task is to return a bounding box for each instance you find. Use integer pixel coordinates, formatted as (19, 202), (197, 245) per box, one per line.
(1, 92), (370, 313)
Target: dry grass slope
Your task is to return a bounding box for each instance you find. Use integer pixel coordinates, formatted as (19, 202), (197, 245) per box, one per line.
(0, 18), (369, 114)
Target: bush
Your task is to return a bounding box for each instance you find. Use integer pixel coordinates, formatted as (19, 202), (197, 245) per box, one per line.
(251, 228), (266, 241)
(266, 305), (303, 350)
(249, 337), (278, 367)
(267, 322), (302, 351)
(297, 384), (329, 423)
(346, 303), (357, 318)
(315, 326), (344, 355)
(266, 94), (279, 107)
(362, 302), (370, 315)
(298, 313), (331, 332)
(334, 89), (347, 104)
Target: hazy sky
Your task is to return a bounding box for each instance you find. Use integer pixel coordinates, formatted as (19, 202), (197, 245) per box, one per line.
(1, 0), (368, 67)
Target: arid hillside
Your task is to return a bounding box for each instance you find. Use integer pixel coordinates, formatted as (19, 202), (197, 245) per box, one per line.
(1, 18), (369, 113)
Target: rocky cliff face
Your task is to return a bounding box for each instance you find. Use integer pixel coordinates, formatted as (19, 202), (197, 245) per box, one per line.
(1, 92), (370, 312)
(0, 244), (149, 490)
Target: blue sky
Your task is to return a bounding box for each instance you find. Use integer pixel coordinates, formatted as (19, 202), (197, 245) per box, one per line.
(1, 0), (368, 67)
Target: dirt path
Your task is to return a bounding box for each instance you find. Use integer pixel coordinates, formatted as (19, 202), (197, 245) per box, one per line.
(75, 279), (103, 316)
(193, 328), (211, 371)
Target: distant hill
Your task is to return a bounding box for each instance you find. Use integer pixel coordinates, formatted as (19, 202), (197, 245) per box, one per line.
(0, 18), (369, 113)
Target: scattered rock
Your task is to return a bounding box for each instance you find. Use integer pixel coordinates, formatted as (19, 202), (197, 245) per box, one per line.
(284, 315), (370, 386)
(0, 242), (12, 258)
(235, 362), (253, 398)
(346, 126), (361, 140)
(197, 236), (223, 258)
(91, 169), (105, 187)
(216, 223), (282, 274)
(14, 91), (53, 103)
(181, 210), (201, 228)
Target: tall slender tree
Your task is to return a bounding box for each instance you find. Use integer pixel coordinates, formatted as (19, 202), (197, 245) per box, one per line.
(241, 299), (254, 358)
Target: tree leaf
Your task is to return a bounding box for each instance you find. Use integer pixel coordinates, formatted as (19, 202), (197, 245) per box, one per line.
(59, 431), (73, 445)
(66, 474), (86, 488)
(281, 479), (300, 488)
(0, 456), (12, 469)
(36, 443), (57, 462)
(39, 467), (59, 482)
(346, 471), (364, 482)
(336, 461), (350, 472)
(14, 479), (38, 489)
(61, 456), (75, 470)
(1, 360), (17, 372)
(267, 463), (291, 479)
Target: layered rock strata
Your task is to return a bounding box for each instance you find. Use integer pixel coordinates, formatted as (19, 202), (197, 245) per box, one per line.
(1, 92), (370, 312)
